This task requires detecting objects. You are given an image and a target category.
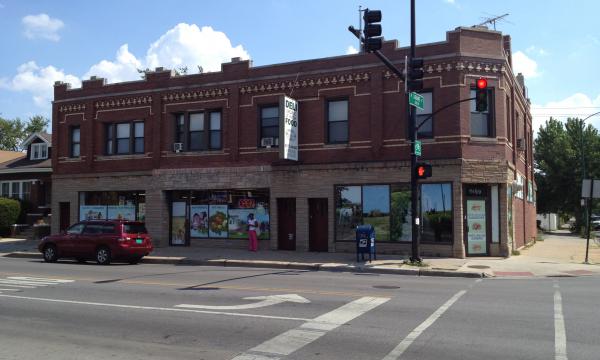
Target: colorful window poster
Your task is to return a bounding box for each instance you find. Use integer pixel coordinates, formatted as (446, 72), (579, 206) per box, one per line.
(107, 205), (136, 221)
(171, 202), (186, 245)
(466, 200), (487, 255)
(137, 203), (146, 221)
(190, 205), (209, 238)
(254, 202), (270, 240)
(209, 205), (228, 238)
(228, 209), (253, 239)
(79, 205), (107, 221)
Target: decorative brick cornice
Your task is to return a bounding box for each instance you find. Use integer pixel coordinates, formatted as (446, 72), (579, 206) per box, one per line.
(239, 72), (370, 95)
(58, 103), (86, 113)
(162, 88), (229, 103)
(382, 61), (505, 79)
(95, 96), (152, 110)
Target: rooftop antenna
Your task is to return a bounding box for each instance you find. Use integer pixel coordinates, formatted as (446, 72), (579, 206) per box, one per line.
(476, 13), (511, 30)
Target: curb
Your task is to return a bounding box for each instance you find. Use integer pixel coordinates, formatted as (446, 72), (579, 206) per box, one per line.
(2, 251), (486, 278)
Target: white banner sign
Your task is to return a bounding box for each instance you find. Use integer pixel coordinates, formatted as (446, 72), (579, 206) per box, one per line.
(279, 96), (298, 161)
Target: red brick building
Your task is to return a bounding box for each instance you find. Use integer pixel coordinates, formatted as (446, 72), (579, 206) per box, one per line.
(51, 26), (536, 258)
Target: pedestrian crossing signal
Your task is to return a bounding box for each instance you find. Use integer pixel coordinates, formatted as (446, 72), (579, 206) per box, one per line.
(415, 163), (432, 179)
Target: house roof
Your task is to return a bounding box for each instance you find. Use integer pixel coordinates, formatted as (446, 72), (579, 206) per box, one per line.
(0, 154), (51, 175)
(0, 150), (24, 164)
(21, 132), (52, 148)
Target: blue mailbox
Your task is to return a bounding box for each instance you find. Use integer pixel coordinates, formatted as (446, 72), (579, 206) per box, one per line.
(356, 224), (376, 262)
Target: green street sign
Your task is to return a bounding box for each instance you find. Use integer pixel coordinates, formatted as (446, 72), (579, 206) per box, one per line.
(409, 92), (424, 110)
(414, 140), (422, 156)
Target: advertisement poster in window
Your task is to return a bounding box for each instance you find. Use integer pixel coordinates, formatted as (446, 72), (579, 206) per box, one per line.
(466, 200), (487, 254)
(79, 205), (107, 221)
(171, 202), (186, 245)
(255, 202), (270, 239)
(209, 205), (228, 238)
(107, 205), (136, 221)
(228, 208), (252, 239)
(190, 205), (209, 238)
(138, 203), (146, 222)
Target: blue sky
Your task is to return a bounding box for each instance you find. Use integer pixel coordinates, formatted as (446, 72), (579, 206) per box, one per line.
(1, 0), (599, 132)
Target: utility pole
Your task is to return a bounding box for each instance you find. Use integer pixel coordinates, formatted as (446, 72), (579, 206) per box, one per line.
(409, 0), (421, 263)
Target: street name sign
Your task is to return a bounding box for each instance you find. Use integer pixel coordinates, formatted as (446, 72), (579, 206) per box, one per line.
(409, 92), (424, 110)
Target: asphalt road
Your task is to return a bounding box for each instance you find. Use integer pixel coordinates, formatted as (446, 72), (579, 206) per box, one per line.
(0, 257), (599, 360)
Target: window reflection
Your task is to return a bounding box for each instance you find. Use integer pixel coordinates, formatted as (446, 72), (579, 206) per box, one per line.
(421, 183), (453, 243)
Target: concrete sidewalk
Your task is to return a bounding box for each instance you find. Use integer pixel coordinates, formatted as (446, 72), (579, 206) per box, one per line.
(2, 230), (599, 278)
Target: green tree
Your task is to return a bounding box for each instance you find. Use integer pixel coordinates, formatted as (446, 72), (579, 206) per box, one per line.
(535, 117), (600, 231)
(0, 115), (49, 151)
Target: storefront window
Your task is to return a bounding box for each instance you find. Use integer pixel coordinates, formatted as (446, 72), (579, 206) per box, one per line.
(79, 191), (145, 221)
(171, 189), (270, 244)
(335, 186), (362, 241)
(390, 184), (411, 242)
(421, 183), (453, 243)
(362, 185), (390, 241)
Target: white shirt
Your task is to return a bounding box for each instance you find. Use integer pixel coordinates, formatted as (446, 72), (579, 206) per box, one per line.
(248, 219), (257, 231)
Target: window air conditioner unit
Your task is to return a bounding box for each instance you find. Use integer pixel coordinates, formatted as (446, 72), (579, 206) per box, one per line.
(173, 142), (183, 153)
(516, 138), (525, 150)
(261, 137), (274, 148)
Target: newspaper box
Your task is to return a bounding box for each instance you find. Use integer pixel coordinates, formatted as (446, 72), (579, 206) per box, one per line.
(356, 224), (376, 262)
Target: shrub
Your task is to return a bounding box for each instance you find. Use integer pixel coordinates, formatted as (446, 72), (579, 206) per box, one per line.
(0, 197), (21, 236)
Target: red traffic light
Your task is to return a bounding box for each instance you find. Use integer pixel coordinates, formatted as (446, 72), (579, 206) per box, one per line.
(476, 77), (488, 89)
(417, 166), (426, 177)
(415, 163), (432, 179)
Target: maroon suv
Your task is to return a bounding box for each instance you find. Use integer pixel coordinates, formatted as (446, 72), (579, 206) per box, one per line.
(39, 220), (153, 265)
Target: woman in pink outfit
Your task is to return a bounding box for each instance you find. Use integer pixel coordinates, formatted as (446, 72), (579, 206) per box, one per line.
(247, 213), (258, 251)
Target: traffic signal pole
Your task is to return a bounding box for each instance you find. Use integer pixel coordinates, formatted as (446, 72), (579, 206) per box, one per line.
(408, 0), (421, 263)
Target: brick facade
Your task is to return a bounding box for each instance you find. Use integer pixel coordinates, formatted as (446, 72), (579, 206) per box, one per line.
(51, 26), (536, 258)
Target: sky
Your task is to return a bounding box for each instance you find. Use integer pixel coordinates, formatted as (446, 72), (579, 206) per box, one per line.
(1, 0), (599, 134)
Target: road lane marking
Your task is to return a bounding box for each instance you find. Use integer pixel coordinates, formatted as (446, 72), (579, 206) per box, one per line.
(232, 296), (390, 359)
(0, 294), (310, 322)
(554, 281), (568, 360)
(7, 276), (74, 283)
(382, 290), (467, 360)
(0, 276), (74, 293)
(176, 294), (310, 310)
(0, 288), (20, 292)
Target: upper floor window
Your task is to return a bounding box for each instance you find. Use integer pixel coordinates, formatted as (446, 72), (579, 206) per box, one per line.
(470, 89), (494, 137)
(260, 105), (279, 147)
(416, 92), (433, 138)
(105, 121), (144, 155)
(174, 111), (222, 152)
(71, 126), (80, 157)
(327, 99), (348, 143)
(30, 143), (48, 160)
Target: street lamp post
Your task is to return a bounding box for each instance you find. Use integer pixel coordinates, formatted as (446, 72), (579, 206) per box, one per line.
(579, 111), (600, 264)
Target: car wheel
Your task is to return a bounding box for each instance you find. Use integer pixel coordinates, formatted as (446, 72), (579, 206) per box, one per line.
(95, 247), (111, 265)
(128, 256), (142, 265)
(43, 245), (58, 263)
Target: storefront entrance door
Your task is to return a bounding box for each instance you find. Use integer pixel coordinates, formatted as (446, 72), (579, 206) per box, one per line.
(277, 198), (296, 250)
(309, 198), (328, 252)
(465, 199), (488, 256)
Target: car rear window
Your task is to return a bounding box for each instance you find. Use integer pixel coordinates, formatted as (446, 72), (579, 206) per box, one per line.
(123, 223), (147, 234)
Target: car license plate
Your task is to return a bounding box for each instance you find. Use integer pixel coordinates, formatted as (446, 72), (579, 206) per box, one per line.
(136, 239), (143, 244)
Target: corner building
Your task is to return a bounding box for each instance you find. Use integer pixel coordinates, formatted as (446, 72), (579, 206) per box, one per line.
(51, 26), (536, 258)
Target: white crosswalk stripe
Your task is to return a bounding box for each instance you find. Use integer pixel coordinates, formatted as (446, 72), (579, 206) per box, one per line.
(0, 276), (74, 293)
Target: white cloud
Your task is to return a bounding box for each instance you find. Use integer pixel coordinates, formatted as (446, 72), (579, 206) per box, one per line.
(531, 93), (600, 134)
(3, 23), (250, 111)
(526, 46), (548, 56)
(83, 24), (250, 84)
(0, 61), (80, 108)
(83, 44), (142, 84)
(346, 45), (359, 55)
(512, 51), (540, 78)
(22, 13), (64, 41)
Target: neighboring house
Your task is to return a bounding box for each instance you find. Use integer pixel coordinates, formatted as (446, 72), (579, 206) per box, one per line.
(0, 132), (52, 223)
(51, 26), (535, 258)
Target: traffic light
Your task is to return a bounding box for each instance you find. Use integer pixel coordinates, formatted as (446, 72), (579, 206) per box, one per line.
(407, 57), (424, 91)
(362, 9), (382, 52)
(415, 163), (432, 179)
(475, 77), (488, 112)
